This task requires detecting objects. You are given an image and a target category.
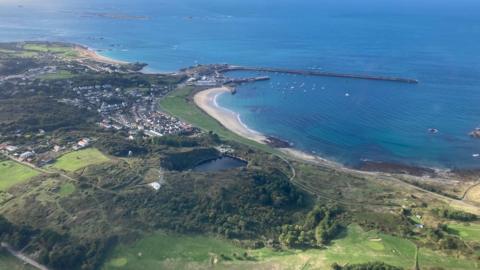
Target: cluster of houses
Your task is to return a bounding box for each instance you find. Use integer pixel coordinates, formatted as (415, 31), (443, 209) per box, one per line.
(0, 137), (91, 165)
(187, 74), (228, 87)
(0, 144), (35, 162)
(134, 110), (193, 137)
(0, 66), (58, 82)
(58, 79), (193, 138)
(100, 107), (193, 137)
(73, 138), (91, 150)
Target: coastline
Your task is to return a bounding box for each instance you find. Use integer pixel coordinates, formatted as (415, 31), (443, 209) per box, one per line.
(193, 86), (269, 144)
(74, 45), (128, 65)
(73, 48), (429, 176)
(68, 43), (474, 177)
(192, 86), (457, 176)
(193, 86), (351, 169)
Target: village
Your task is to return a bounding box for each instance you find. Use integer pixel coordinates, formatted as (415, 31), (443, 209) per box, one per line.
(0, 48), (260, 170)
(0, 59), (196, 168)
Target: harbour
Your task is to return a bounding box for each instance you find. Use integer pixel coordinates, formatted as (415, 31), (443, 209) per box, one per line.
(223, 65), (419, 84)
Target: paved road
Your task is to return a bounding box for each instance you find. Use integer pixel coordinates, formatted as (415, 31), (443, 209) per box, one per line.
(1, 242), (49, 270)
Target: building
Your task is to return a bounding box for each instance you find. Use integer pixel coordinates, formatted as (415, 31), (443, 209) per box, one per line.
(195, 76), (218, 87)
(19, 151), (35, 161)
(5, 145), (18, 152)
(77, 138), (90, 149)
(53, 145), (62, 152)
(148, 182), (161, 191)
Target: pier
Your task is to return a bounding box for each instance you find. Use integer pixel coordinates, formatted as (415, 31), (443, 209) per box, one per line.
(223, 65), (419, 84)
(225, 76), (270, 84)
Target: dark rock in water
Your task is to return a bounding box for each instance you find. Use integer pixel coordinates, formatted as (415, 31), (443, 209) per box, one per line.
(428, 128), (439, 134)
(265, 136), (291, 148)
(469, 128), (480, 138)
(357, 161), (436, 177)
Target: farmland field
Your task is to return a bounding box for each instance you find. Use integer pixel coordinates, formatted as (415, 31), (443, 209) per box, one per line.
(0, 160), (39, 191)
(50, 148), (109, 172)
(23, 43), (78, 58)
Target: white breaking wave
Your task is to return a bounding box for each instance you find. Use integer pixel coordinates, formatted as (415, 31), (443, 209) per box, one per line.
(213, 91), (263, 136)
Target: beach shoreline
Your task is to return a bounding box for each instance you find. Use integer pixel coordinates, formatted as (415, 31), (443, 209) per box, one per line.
(68, 44), (471, 177)
(192, 86), (458, 177)
(74, 45), (128, 65)
(192, 86), (352, 169)
(193, 86), (269, 144)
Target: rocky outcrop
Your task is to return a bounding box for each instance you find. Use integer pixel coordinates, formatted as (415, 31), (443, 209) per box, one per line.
(469, 128), (480, 138)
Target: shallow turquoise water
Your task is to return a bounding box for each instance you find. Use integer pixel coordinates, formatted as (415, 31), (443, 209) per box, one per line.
(1, 0), (479, 168)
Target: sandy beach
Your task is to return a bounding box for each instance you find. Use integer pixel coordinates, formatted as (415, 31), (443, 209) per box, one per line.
(193, 87), (268, 144)
(194, 87), (340, 164)
(194, 87), (371, 172)
(75, 46), (128, 65)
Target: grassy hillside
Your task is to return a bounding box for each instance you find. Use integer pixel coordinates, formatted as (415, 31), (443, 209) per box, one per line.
(1, 41), (479, 270)
(0, 160), (39, 191)
(50, 148), (110, 172)
(447, 222), (480, 242)
(103, 225), (480, 270)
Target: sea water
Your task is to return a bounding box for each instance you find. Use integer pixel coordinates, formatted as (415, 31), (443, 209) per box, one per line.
(1, 0), (479, 168)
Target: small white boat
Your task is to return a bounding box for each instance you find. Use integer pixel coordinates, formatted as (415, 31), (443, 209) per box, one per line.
(345, 93), (350, 97)
(473, 154), (480, 158)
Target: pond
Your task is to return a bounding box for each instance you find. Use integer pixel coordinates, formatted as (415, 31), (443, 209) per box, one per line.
(192, 156), (247, 172)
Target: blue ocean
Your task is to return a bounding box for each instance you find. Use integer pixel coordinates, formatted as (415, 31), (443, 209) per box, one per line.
(1, 0), (480, 169)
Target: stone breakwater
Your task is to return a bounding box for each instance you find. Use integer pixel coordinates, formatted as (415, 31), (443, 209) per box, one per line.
(223, 66), (419, 84)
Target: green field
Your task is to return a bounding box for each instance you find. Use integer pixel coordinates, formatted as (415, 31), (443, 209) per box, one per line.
(159, 86), (276, 154)
(447, 222), (480, 242)
(103, 225), (479, 270)
(0, 161), (39, 191)
(0, 48), (16, 54)
(324, 225), (416, 267)
(50, 148), (109, 172)
(323, 225), (478, 269)
(40, 70), (76, 80)
(23, 43), (78, 58)
(103, 232), (247, 270)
